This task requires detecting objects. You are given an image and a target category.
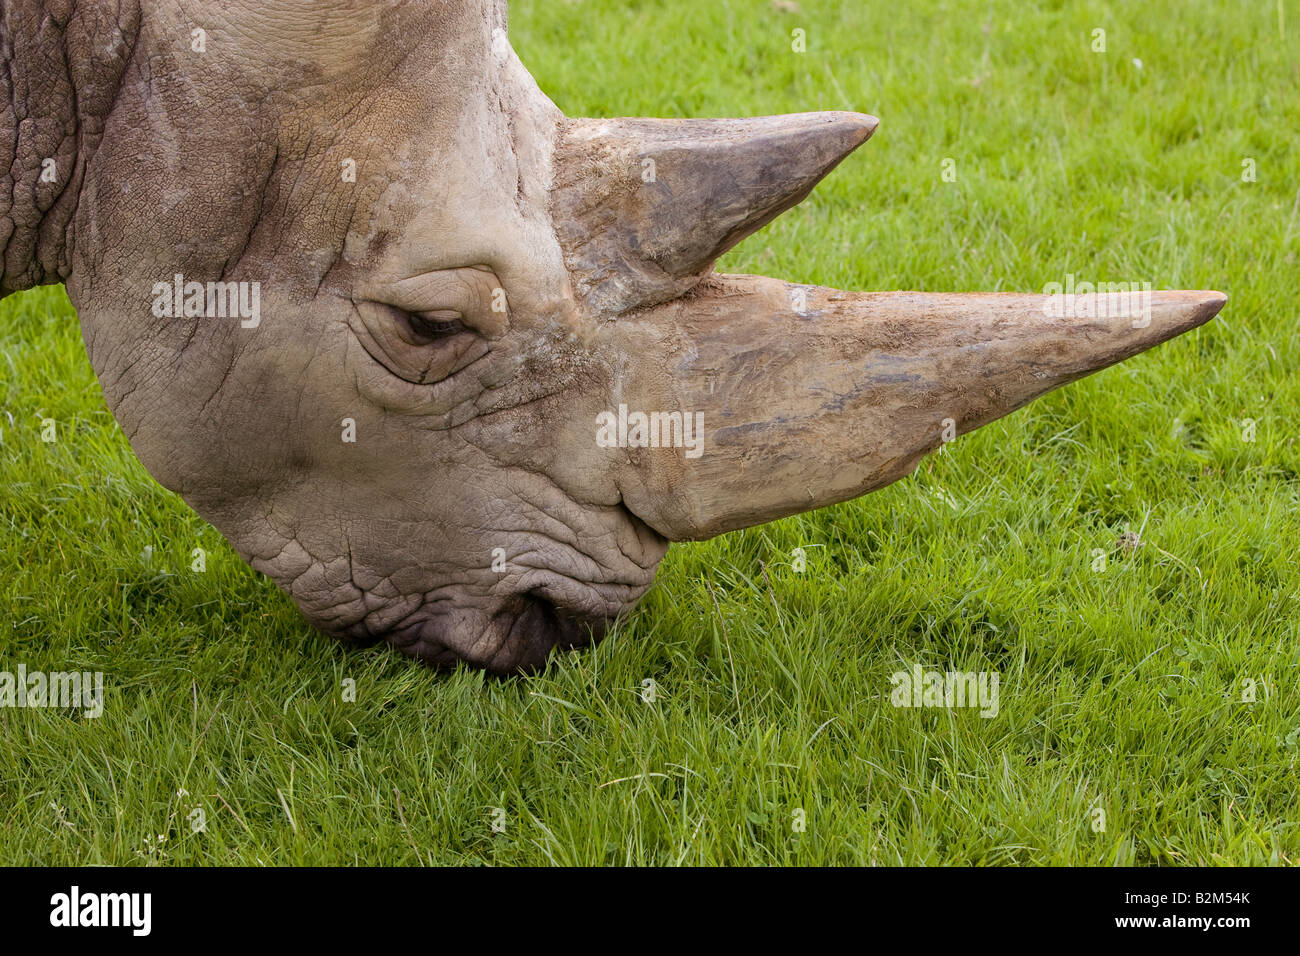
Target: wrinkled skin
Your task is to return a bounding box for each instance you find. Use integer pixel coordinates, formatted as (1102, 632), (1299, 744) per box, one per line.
(1, 0), (1224, 673)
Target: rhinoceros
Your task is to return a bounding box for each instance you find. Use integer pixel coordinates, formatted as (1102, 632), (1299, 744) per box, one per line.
(1, 0), (1224, 673)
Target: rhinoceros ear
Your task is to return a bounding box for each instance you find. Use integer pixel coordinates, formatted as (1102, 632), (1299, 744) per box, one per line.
(550, 111), (878, 314)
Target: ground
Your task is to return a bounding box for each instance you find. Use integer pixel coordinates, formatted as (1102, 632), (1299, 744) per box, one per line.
(0, 0), (1297, 865)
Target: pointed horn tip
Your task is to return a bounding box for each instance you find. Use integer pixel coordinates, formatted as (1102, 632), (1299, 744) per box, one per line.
(1157, 289), (1227, 333)
(1196, 289), (1228, 320)
(770, 110), (878, 149)
(844, 111), (881, 140)
(818, 111), (880, 147)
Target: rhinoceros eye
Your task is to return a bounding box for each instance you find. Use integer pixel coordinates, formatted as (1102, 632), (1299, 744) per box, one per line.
(349, 301), (488, 386)
(405, 310), (465, 341)
(349, 266), (506, 388)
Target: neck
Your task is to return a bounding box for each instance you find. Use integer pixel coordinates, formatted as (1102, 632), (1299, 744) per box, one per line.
(0, 0), (139, 296)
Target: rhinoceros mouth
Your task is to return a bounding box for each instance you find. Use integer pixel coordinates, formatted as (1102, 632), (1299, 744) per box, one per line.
(380, 593), (608, 675)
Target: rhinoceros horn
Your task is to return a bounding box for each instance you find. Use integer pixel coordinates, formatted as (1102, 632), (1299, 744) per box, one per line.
(0, 0), (1224, 671)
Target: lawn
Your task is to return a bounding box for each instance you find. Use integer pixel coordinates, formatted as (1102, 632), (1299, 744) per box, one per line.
(1, 0), (1297, 865)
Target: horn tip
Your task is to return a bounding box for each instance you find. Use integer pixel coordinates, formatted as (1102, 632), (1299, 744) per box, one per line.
(1172, 289), (1228, 330)
(1202, 289), (1228, 315)
(820, 111), (879, 148)
(843, 111), (880, 139)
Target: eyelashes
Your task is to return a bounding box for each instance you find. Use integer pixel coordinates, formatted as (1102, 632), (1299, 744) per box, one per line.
(404, 310), (466, 341)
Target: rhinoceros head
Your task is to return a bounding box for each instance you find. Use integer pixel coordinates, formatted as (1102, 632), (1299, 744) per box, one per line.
(1, 0), (1224, 672)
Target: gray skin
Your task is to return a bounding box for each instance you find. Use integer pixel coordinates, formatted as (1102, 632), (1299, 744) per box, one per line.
(2, 0), (1225, 673)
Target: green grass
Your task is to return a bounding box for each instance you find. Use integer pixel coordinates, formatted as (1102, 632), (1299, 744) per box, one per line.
(2, 0), (1299, 865)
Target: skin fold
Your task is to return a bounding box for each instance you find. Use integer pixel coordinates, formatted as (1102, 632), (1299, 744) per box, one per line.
(0, 0), (1225, 673)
